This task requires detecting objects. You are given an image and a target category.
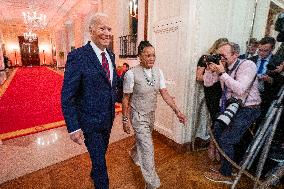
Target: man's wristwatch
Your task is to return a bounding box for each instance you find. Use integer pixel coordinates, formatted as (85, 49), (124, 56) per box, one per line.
(122, 116), (129, 124)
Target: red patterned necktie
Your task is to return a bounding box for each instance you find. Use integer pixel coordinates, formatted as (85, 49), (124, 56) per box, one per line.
(101, 52), (110, 81)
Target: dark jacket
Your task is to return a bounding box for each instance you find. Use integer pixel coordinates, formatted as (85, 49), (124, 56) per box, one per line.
(61, 41), (119, 133)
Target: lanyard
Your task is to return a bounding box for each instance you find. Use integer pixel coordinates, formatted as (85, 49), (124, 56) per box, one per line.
(220, 60), (241, 113)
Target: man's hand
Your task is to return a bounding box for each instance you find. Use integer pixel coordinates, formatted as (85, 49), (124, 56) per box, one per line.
(274, 64), (284, 73)
(70, 130), (84, 145)
(261, 75), (273, 84)
(123, 122), (131, 134)
(207, 62), (226, 74)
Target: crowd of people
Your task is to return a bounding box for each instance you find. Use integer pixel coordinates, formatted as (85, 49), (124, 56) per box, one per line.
(197, 36), (283, 184)
(61, 12), (283, 189)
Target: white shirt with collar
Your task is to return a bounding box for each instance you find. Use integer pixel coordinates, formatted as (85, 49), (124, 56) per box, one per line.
(256, 53), (272, 92)
(256, 53), (272, 76)
(90, 40), (114, 84)
(124, 67), (166, 92)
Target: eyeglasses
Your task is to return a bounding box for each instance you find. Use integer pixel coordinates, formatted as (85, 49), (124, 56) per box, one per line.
(219, 54), (228, 60)
(258, 49), (271, 52)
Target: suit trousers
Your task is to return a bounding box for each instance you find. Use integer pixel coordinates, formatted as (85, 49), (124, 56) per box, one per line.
(213, 107), (261, 176)
(131, 110), (161, 188)
(84, 126), (112, 189)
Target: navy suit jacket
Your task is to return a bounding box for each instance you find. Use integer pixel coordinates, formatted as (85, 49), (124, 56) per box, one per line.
(248, 55), (259, 64)
(61, 41), (119, 133)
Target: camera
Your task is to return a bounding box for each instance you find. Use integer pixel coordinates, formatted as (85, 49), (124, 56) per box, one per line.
(203, 54), (222, 64)
(267, 63), (276, 71)
(216, 98), (243, 126)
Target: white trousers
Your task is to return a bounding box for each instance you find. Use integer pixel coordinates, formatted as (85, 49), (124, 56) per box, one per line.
(131, 110), (160, 188)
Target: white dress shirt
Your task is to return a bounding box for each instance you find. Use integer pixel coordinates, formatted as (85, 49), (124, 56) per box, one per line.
(123, 67), (166, 93)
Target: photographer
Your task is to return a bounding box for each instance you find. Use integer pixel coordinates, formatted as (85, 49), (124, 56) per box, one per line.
(203, 42), (261, 184)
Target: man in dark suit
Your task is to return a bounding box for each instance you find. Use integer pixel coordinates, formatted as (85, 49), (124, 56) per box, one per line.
(249, 37), (275, 74)
(61, 13), (119, 189)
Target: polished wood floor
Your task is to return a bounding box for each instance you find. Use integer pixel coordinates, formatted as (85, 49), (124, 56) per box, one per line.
(0, 132), (281, 189)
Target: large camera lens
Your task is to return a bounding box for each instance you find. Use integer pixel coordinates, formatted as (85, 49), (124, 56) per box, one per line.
(216, 98), (242, 126)
(217, 102), (240, 126)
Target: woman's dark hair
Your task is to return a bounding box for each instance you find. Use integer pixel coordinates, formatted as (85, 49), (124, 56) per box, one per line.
(137, 40), (153, 55)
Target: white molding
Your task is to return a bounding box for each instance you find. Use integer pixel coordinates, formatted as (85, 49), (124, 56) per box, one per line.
(154, 122), (175, 141)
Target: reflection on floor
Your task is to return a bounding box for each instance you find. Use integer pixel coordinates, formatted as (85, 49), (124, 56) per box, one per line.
(0, 113), (132, 184)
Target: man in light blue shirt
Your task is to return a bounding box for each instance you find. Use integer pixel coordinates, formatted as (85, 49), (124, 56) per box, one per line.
(249, 36), (276, 92)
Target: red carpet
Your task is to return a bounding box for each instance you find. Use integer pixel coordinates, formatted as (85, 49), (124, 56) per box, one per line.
(0, 67), (65, 140)
(0, 67), (122, 140)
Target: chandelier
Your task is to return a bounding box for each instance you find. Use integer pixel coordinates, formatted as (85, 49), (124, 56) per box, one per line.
(129, 0), (138, 18)
(23, 31), (37, 42)
(22, 11), (47, 30)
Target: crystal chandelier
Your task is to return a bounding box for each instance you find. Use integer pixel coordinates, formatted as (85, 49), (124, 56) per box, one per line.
(129, 0), (138, 18)
(22, 11), (47, 30)
(23, 31), (37, 42)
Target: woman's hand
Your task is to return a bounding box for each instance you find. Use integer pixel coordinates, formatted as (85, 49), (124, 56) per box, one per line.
(196, 66), (205, 81)
(175, 111), (187, 125)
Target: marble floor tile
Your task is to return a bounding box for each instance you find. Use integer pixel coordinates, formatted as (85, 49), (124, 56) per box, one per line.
(0, 113), (133, 184)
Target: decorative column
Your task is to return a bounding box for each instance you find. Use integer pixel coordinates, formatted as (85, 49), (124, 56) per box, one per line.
(64, 20), (73, 54)
(0, 31), (6, 85)
(54, 29), (66, 68)
(74, 14), (85, 48)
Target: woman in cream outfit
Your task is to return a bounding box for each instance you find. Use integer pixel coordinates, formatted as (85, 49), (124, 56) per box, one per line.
(122, 41), (186, 189)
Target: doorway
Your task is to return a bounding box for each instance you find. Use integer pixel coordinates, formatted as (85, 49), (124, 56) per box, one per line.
(18, 36), (40, 66)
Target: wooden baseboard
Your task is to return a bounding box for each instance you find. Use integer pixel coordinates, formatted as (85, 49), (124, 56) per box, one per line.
(153, 131), (192, 153)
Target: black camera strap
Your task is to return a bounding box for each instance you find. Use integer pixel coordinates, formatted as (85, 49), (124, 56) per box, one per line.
(231, 59), (257, 106)
(242, 75), (257, 106)
(227, 59), (241, 75)
(221, 60), (242, 112)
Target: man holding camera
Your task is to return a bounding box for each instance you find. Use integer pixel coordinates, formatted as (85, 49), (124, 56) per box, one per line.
(203, 42), (261, 184)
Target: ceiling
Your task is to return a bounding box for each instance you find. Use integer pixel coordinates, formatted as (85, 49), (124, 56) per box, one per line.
(0, 0), (97, 31)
